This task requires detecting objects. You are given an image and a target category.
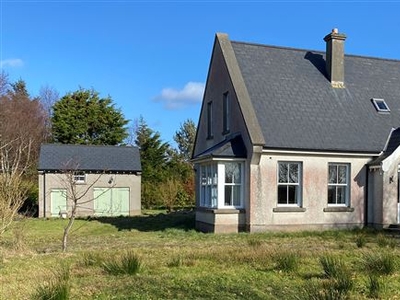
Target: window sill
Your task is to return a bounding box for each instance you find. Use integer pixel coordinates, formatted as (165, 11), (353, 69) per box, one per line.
(197, 207), (245, 214)
(273, 207), (306, 213)
(323, 207), (354, 212)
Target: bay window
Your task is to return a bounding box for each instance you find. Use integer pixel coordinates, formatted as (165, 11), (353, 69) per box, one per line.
(199, 161), (244, 209)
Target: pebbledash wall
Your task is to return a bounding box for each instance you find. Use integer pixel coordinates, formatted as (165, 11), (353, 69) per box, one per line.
(38, 172), (141, 218)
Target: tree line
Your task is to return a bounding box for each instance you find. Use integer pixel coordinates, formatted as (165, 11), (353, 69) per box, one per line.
(0, 71), (196, 233)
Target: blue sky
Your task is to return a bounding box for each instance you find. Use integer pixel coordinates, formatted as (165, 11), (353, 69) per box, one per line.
(1, 1), (400, 145)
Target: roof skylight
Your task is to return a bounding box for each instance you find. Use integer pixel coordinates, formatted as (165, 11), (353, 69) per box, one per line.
(372, 98), (390, 113)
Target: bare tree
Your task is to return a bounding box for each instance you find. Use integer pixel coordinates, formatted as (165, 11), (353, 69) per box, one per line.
(0, 71), (10, 96)
(39, 85), (59, 141)
(39, 84), (59, 117)
(0, 137), (33, 235)
(124, 119), (139, 146)
(1, 80), (48, 177)
(58, 162), (112, 252)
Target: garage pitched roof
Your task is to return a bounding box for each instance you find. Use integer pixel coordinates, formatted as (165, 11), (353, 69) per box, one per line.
(38, 144), (141, 172)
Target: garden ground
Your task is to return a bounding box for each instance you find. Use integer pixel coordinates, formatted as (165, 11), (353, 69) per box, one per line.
(1, 210), (400, 299)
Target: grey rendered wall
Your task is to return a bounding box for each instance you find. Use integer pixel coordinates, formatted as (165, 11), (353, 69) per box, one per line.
(38, 172), (141, 218)
(248, 153), (370, 231)
(367, 170), (383, 227)
(194, 35), (257, 232)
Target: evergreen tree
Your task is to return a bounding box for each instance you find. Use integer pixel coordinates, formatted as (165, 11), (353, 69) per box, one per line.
(134, 117), (170, 208)
(173, 119), (197, 161)
(51, 88), (128, 145)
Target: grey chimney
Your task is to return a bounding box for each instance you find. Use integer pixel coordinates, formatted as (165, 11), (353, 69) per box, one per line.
(323, 28), (346, 88)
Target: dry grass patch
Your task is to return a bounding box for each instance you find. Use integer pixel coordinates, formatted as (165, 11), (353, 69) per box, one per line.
(2, 214), (400, 299)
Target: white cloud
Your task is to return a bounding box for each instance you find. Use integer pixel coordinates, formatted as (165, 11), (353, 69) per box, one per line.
(0, 58), (24, 68)
(154, 81), (205, 110)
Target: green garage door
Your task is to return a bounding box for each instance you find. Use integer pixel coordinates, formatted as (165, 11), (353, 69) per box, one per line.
(94, 188), (130, 216)
(51, 189), (67, 217)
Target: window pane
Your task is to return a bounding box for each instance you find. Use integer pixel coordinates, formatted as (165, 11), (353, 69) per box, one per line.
(338, 165), (347, 184)
(234, 164), (241, 183)
(207, 166), (212, 184)
(225, 164), (233, 183)
(289, 164), (299, 183)
(328, 165), (337, 184)
(288, 186), (297, 204)
(328, 186), (336, 204)
(279, 163), (288, 183)
(225, 186), (232, 206)
(212, 169), (218, 185)
(233, 186), (241, 206)
(225, 163), (241, 183)
(211, 186), (218, 207)
(337, 186), (346, 204)
(278, 186), (287, 204)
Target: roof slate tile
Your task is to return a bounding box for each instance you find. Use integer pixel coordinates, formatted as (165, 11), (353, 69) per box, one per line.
(231, 41), (400, 153)
(38, 144), (141, 172)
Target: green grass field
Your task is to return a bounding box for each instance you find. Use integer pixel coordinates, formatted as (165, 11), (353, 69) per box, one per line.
(1, 211), (400, 299)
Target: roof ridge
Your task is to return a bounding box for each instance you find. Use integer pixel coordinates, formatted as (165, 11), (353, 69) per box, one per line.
(231, 40), (400, 63)
(42, 143), (137, 149)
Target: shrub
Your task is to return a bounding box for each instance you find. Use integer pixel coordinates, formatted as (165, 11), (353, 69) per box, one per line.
(102, 251), (141, 275)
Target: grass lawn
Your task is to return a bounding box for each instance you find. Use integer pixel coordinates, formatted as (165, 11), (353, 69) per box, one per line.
(1, 210), (400, 299)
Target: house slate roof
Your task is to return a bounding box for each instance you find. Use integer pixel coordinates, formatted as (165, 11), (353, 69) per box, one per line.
(38, 144), (141, 172)
(369, 128), (400, 166)
(230, 40), (400, 153)
(194, 134), (247, 159)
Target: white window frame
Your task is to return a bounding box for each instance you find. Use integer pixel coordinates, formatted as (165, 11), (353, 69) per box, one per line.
(277, 161), (302, 207)
(221, 162), (243, 208)
(73, 172), (86, 184)
(199, 160), (244, 209)
(372, 98), (390, 113)
(200, 164), (218, 208)
(327, 163), (350, 206)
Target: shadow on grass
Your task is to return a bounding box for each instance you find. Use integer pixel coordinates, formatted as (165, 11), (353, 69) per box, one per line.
(87, 210), (196, 232)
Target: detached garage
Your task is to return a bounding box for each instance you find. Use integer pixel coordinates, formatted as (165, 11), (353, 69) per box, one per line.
(38, 144), (142, 218)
